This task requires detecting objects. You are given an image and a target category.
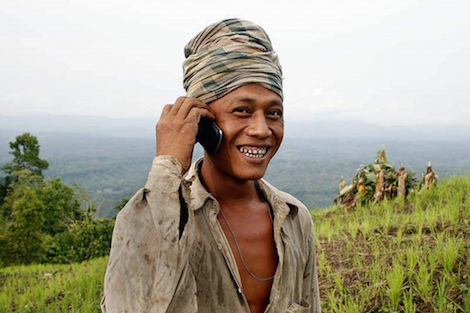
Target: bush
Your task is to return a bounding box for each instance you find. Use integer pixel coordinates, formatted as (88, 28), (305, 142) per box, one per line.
(43, 217), (114, 264)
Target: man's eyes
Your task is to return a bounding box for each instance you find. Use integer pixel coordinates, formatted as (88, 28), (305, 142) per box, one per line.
(233, 107), (250, 114)
(232, 107), (283, 119)
(268, 110), (283, 118)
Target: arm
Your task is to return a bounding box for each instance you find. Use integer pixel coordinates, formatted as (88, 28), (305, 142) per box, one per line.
(101, 97), (214, 313)
(101, 156), (194, 313)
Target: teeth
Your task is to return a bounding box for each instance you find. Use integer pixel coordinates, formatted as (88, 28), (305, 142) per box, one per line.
(238, 147), (267, 158)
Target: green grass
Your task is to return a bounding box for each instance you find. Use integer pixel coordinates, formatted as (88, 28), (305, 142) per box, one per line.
(0, 257), (107, 312)
(1, 176), (469, 312)
(313, 175), (470, 312)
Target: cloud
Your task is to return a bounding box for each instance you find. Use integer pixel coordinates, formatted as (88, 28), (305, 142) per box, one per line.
(1, 0), (469, 126)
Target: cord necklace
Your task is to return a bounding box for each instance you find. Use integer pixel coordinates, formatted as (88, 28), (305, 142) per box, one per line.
(219, 201), (275, 282)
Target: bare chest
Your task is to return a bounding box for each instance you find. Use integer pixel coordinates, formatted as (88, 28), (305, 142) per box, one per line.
(217, 206), (278, 313)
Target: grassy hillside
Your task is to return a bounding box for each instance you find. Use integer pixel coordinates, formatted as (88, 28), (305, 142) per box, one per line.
(1, 176), (468, 312)
(313, 175), (470, 312)
(0, 257), (107, 312)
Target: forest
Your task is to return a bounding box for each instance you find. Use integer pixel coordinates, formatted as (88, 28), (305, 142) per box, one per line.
(2, 128), (469, 217)
(0, 133), (114, 268)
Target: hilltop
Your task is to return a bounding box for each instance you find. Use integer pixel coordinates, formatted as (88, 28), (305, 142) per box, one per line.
(1, 176), (468, 312)
(313, 175), (470, 312)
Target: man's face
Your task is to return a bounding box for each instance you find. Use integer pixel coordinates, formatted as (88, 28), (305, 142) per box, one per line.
(205, 84), (284, 182)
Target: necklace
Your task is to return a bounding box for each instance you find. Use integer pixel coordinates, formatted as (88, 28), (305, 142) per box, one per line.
(219, 200), (275, 282)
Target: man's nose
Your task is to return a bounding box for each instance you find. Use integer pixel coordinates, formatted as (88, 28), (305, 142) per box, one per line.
(246, 112), (272, 139)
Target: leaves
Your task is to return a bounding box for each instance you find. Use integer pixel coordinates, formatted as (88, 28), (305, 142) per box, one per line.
(336, 147), (423, 209)
(2, 133), (49, 179)
(0, 133), (114, 267)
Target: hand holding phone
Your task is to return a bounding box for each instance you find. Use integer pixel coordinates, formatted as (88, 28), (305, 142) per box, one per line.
(156, 97), (215, 173)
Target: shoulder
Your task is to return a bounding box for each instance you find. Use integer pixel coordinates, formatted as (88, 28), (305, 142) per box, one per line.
(260, 179), (316, 257)
(114, 187), (152, 230)
(260, 179), (313, 227)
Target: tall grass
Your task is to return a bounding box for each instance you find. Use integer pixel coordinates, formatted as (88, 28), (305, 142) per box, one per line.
(313, 175), (470, 312)
(0, 257), (107, 312)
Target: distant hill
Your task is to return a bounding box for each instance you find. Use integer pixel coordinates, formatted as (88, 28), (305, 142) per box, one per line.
(1, 115), (470, 216)
(2, 114), (470, 140)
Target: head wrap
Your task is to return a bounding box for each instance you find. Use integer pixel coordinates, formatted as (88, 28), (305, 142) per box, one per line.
(183, 18), (283, 103)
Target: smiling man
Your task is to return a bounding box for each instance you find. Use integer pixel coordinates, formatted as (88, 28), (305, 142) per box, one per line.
(102, 19), (321, 313)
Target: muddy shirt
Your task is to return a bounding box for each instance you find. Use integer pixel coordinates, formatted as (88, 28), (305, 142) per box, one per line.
(101, 156), (321, 313)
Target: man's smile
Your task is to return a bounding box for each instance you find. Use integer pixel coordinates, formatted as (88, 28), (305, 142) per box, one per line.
(237, 146), (269, 159)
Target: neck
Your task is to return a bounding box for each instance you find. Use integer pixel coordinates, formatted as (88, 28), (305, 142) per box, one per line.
(200, 157), (259, 206)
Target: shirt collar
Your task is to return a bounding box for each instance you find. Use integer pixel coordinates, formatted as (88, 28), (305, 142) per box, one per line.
(184, 157), (213, 211)
(185, 157), (299, 219)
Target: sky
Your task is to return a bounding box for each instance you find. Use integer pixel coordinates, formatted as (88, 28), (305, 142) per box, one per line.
(1, 0), (469, 126)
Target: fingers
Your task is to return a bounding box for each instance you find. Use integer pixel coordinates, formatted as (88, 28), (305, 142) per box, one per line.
(169, 97), (213, 120)
(171, 96), (187, 112)
(158, 97), (214, 133)
(155, 96), (216, 172)
(160, 104), (173, 117)
(177, 98), (210, 119)
(184, 107), (215, 125)
(157, 97), (215, 132)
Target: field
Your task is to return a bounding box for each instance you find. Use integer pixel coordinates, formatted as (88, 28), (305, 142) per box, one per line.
(314, 176), (470, 312)
(1, 176), (469, 312)
(0, 258), (106, 312)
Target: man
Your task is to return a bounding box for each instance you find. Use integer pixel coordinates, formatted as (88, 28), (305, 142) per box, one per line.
(102, 18), (321, 313)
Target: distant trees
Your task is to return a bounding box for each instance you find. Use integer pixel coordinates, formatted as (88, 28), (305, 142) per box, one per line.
(2, 132), (49, 179)
(1, 180), (45, 264)
(1, 133), (48, 208)
(0, 133), (114, 267)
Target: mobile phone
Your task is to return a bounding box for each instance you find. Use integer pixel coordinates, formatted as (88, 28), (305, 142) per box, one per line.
(196, 117), (223, 154)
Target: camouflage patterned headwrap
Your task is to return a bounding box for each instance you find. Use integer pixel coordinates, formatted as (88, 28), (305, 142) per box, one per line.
(183, 18), (283, 103)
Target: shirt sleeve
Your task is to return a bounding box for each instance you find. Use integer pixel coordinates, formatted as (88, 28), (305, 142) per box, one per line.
(304, 224), (322, 313)
(101, 155), (196, 313)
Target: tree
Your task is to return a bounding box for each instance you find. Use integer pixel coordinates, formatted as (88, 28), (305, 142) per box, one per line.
(1, 133), (49, 213)
(0, 133), (114, 267)
(43, 217), (114, 264)
(2, 133), (49, 180)
(0, 184), (45, 266)
(1, 169), (43, 218)
(0, 177), (6, 207)
(38, 178), (84, 236)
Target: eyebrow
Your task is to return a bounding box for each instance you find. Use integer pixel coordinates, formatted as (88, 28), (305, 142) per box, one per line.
(230, 97), (283, 107)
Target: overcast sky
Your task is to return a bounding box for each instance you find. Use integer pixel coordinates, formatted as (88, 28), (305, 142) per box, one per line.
(1, 0), (469, 126)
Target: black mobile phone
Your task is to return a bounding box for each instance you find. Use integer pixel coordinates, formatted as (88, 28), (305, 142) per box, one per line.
(196, 117), (223, 154)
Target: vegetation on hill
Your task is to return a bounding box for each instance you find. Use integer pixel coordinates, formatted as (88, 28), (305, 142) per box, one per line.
(0, 133), (113, 267)
(1, 176), (468, 312)
(336, 146), (437, 210)
(313, 175), (470, 312)
(0, 257), (106, 312)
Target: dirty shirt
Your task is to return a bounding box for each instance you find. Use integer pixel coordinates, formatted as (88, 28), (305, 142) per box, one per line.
(101, 156), (321, 313)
